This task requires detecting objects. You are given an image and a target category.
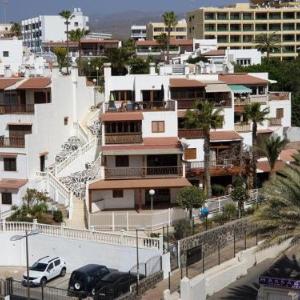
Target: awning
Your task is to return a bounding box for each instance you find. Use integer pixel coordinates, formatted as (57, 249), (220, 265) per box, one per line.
(210, 131), (243, 142)
(0, 152), (18, 158)
(102, 137), (182, 155)
(17, 78), (51, 90)
(0, 179), (28, 190)
(229, 85), (252, 94)
(101, 112), (143, 122)
(205, 83), (231, 93)
(0, 78), (21, 90)
(89, 177), (191, 191)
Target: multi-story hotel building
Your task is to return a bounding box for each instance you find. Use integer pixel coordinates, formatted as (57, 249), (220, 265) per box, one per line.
(131, 25), (147, 41)
(21, 8), (89, 53)
(147, 19), (187, 40)
(87, 63), (291, 213)
(187, 2), (300, 60)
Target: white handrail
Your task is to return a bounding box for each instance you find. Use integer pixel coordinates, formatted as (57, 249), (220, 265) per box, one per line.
(0, 221), (160, 249)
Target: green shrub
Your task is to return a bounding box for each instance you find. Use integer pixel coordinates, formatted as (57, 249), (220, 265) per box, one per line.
(53, 210), (63, 223)
(223, 202), (237, 220)
(212, 213), (227, 225)
(212, 184), (226, 196)
(174, 219), (192, 240)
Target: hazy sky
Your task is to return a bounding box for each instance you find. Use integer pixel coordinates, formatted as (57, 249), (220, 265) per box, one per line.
(1, 0), (247, 22)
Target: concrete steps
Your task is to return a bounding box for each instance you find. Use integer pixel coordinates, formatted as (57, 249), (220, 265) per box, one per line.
(65, 197), (86, 229)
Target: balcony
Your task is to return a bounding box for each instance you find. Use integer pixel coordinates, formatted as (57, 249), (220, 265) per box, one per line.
(105, 166), (183, 179)
(269, 92), (289, 101)
(234, 123), (251, 132)
(177, 98), (231, 109)
(250, 95), (268, 104)
(178, 129), (204, 139)
(0, 104), (34, 114)
(269, 118), (282, 126)
(104, 101), (175, 112)
(0, 137), (25, 148)
(105, 133), (143, 145)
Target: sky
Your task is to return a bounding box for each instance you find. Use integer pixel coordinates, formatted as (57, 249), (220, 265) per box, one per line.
(1, 0), (248, 22)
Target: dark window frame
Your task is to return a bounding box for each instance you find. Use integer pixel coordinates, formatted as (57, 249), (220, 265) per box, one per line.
(3, 157), (17, 171)
(113, 189), (124, 198)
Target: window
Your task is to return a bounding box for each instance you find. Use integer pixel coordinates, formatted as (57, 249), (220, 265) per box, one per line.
(54, 259), (60, 266)
(64, 117), (68, 125)
(115, 156), (129, 167)
(4, 158), (16, 171)
(152, 121), (165, 133)
(113, 189), (123, 198)
(184, 148), (197, 160)
(3, 51), (9, 57)
(74, 22), (79, 27)
(276, 108), (284, 119)
(47, 263), (54, 272)
(2, 193), (12, 205)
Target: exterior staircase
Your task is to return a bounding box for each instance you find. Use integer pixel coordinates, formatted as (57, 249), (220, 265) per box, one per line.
(65, 196), (86, 229)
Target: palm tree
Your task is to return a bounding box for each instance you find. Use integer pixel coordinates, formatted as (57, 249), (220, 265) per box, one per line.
(105, 48), (134, 75)
(69, 28), (89, 42)
(258, 135), (288, 178)
(244, 102), (270, 189)
(162, 11), (177, 63)
(254, 151), (300, 247)
(185, 101), (223, 197)
(255, 32), (281, 62)
(10, 22), (21, 37)
(59, 10), (74, 74)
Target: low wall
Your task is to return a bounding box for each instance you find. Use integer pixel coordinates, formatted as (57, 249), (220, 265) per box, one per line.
(164, 239), (291, 300)
(0, 232), (160, 273)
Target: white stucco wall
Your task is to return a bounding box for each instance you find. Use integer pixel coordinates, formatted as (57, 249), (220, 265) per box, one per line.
(0, 232), (159, 272)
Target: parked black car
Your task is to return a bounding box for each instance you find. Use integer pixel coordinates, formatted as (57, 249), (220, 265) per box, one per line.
(68, 264), (111, 298)
(95, 271), (143, 299)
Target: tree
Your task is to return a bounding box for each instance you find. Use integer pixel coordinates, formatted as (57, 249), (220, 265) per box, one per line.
(177, 186), (205, 221)
(231, 179), (248, 218)
(254, 151), (300, 247)
(255, 32), (281, 62)
(185, 101), (223, 197)
(53, 47), (68, 71)
(59, 10), (74, 74)
(10, 22), (21, 37)
(69, 28), (89, 41)
(128, 57), (149, 74)
(105, 47), (134, 75)
(162, 11), (178, 63)
(244, 102), (270, 189)
(258, 135), (288, 177)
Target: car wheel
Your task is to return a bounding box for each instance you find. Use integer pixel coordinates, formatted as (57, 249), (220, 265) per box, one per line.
(60, 267), (66, 277)
(40, 277), (47, 287)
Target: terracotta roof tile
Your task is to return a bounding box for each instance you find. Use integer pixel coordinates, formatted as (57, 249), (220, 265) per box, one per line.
(80, 39), (119, 44)
(0, 179), (28, 189)
(210, 131), (243, 142)
(170, 78), (206, 88)
(279, 149), (298, 162)
(0, 78), (22, 90)
(219, 74), (268, 85)
(43, 41), (79, 47)
(89, 177), (191, 190)
(101, 112), (143, 122)
(17, 77), (51, 89)
(257, 160), (286, 173)
(202, 49), (225, 56)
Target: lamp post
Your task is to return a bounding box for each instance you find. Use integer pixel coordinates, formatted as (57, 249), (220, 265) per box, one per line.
(135, 227), (144, 295)
(10, 230), (40, 300)
(200, 206), (209, 231)
(96, 66), (99, 86)
(149, 189), (155, 210)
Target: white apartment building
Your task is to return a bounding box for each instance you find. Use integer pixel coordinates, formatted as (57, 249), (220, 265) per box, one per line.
(87, 63), (291, 214)
(0, 67), (95, 214)
(0, 23), (12, 38)
(21, 8), (89, 52)
(131, 25), (147, 40)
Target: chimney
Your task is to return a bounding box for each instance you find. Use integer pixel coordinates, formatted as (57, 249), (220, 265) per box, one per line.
(104, 63), (112, 78)
(149, 63), (156, 75)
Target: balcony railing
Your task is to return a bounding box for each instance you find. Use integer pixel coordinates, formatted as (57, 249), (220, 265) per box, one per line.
(177, 98), (231, 110)
(178, 129), (204, 139)
(234, 123), (251, 132)
(0, 137), (25, 148)
(269, 118), (282, 126)
(234, 97), (251, 105)
(104, 101), (175, 112)
(269, 92), (290, 101)
(0, 104), (34, 114)
(186, 159), (241, 170)
(105, 166), (183, 179)
(105, 133), (143, 145)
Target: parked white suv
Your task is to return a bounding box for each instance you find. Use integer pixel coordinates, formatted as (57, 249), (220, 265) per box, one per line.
(23, 256), (66, 286)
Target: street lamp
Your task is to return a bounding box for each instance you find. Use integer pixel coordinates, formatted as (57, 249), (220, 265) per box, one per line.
(96, 66), (99, 86)
(200, 206), (209, 231)
(135, 227), (145, 295)
(149, 189), (155, 210)
(10, 229), (40, 300)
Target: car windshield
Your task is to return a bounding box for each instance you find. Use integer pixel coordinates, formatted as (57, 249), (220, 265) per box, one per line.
(30, 263), (48, 272)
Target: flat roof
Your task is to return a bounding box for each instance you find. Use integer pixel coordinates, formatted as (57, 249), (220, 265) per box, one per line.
(89, 177), (191, 190)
